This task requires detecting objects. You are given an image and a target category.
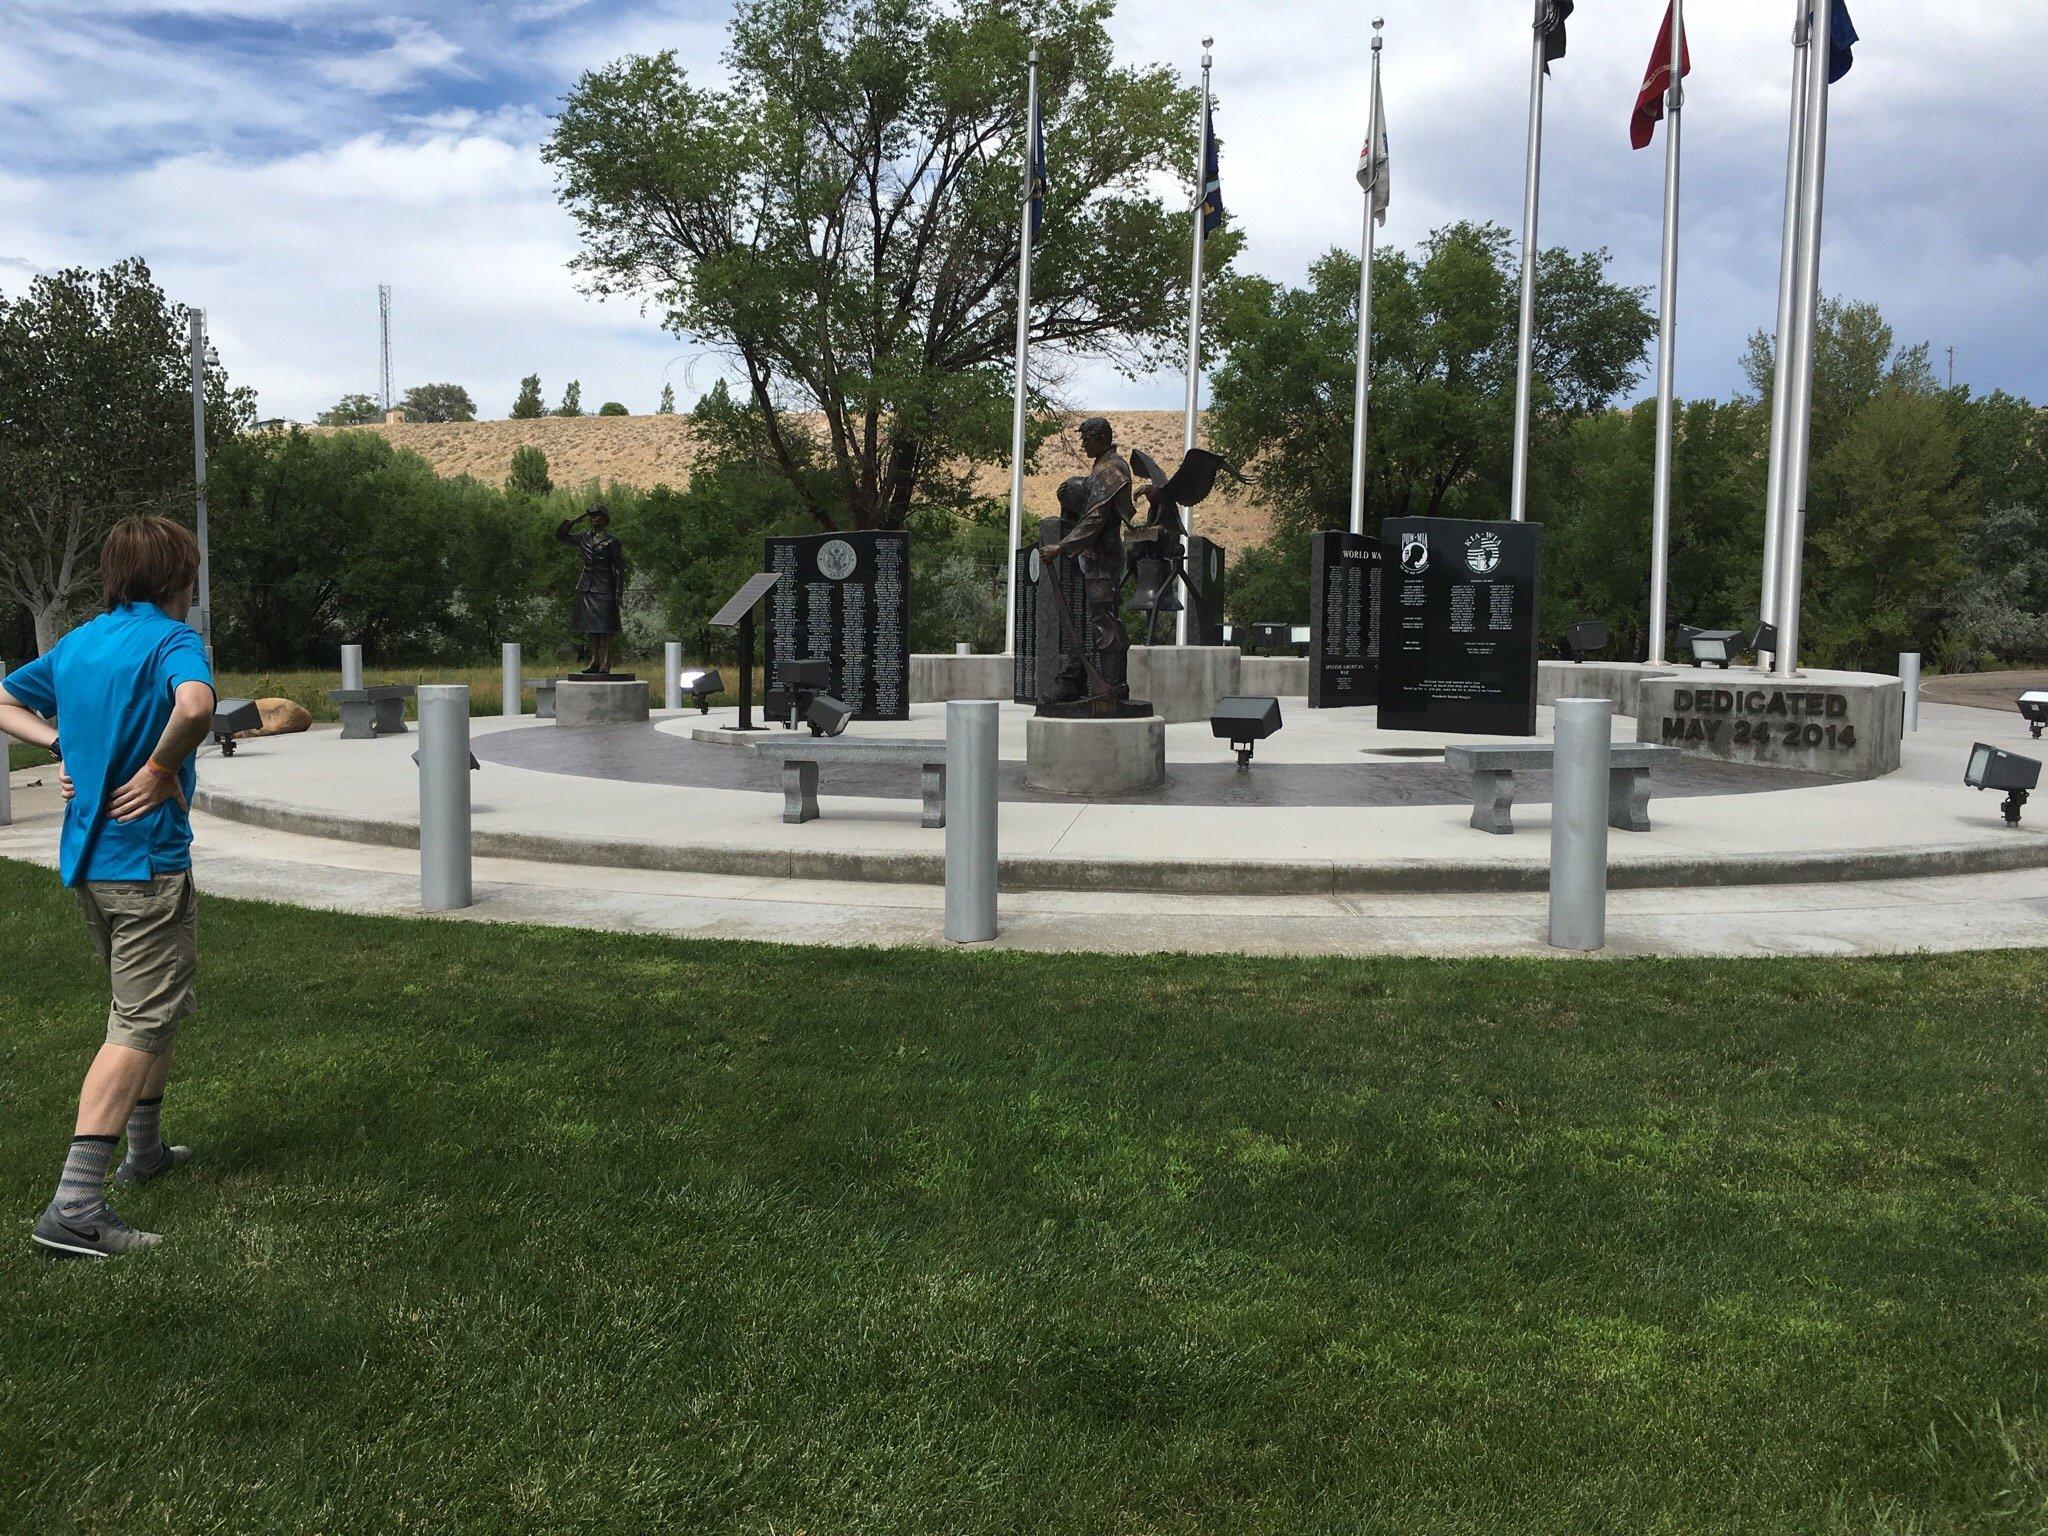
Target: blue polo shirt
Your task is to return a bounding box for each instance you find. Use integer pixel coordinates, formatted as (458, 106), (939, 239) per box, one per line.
(3, 603), (215, 887)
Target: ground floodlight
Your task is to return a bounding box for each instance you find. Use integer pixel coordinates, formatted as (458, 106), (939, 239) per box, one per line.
(1248, 622), (1292, 654)
(1561, 621), (1609, 663)
(1751, 621), (1780, 658)
(1211, 695), (1282, 769)
(804, 693), (853, 738)
(1684, 628), (1743, 669)
(411, 749), (481, 770)
(210, 697), (264, 757)
(2020, 691), (2048, 740)
(770, 658), (833, 730)
(680, 669), (725, 714)
(1967, 741), (2042, 826)
(1289, 625), (1311, 648)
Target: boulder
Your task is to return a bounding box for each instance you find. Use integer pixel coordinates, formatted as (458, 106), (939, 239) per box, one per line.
(236, 698), (313, 739)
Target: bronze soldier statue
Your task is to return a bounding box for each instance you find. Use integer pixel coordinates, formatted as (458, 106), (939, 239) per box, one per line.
(1039, 417), (1135, 708)
(555, 504), (626, 676)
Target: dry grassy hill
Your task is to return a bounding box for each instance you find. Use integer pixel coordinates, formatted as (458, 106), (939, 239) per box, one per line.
(319, 411), (1279, 556)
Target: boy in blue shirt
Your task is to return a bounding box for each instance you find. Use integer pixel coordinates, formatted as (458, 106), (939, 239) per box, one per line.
(0, 516), (217, 1258)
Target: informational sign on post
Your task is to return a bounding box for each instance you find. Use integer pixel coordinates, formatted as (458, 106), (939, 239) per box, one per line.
(764, 531), (910, 721)
(1378, 516), (1541, 737)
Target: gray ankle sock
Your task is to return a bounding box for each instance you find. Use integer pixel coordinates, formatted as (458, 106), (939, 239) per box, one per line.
(125, 1096), (164, 1166)
(55, 1135), (118, 1217)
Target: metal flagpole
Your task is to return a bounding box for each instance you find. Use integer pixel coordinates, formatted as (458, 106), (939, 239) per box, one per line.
(1773, 0), (1833, 680)
(1002, 46), (1041, 659)
(1177, 37), (1214, 647)
(1646, 0), (1683, 665)
(189, 310), (211, 656)
(1758, 0), (1812, 654)
(1349, 21), (1386, 539)
(1509, 0), (1549, 523)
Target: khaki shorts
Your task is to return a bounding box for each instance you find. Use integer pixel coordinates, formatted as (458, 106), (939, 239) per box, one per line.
(75, 871), (198, 1054)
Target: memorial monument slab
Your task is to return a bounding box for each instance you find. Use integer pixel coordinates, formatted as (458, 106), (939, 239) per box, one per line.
(1379, 517), (1541, 737)
(1309, 529), (1381, 709)
(766, 531), (910, 721)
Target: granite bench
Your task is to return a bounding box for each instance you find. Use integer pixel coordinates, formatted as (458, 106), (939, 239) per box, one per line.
(768, 737), (949, 827)
(1442, 741), (1681, 835)
(327, 685), (416, 741)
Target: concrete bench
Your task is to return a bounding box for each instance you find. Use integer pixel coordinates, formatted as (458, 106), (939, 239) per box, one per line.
(328, 685), (416, 741)
(768, 737), (949, 827)
(533, 678), (560, 719)
(1442, 741), (1681, 835)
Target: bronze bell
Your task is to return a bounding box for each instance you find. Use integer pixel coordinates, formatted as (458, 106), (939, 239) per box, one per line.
(1129, 556), (1182, 612)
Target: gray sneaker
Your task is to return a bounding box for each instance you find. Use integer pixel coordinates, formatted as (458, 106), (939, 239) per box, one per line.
(115, 1145), (192, 1187)
(31, 1202), (163, 1258)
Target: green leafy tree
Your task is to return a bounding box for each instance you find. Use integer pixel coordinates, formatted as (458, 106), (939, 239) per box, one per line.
(510, 374), (546, 420)
(1742, 298), (1937, 460)
(0, 258), (250, 649)
(544, 0), (1218, 530)
(399, 382), (478, 422)
(318, 392), (384, 426)
(657, 382), (676, 415)
(598, 400), (629, 416)
(506, 445), (554, 498)
(555, 381), (584, 418)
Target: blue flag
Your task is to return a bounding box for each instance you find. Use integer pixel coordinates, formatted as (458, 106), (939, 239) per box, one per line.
(1827, 1), (1858, 83)
(1028, 93), (1048, 238)
(1200, 103), (1224, 237)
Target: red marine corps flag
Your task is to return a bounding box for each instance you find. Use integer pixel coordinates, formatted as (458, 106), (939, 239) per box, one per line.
(1631, 1), (1692, 150)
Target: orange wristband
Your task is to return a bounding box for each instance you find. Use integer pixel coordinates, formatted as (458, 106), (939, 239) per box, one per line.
(145, 757), (176, 781)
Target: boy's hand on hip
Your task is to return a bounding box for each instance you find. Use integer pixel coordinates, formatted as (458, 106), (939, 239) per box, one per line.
(109, 763), (186, 822)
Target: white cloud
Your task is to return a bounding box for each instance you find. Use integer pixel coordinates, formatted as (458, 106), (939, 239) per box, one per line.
(317, 22), (465, 95)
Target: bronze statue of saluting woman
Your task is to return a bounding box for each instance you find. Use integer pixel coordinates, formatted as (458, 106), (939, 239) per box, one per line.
(555, 504), (626, 676)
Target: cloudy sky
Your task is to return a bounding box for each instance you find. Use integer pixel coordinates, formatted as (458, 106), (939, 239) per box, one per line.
(3, 1), (2037, 423)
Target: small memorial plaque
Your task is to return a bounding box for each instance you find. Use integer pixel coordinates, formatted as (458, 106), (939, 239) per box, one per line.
(1378, 516), (1541, 737)
(1308, 529), (1381, 709)
(764, 531), (910, 721)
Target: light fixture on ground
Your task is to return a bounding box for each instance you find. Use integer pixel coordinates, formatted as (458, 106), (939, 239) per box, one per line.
(1247, 622), (1299, 655)
(766, 658), (831, 731)
(2020, 691), (2048, 739)
(679, 669), (725, 714)
(1561, 621), (1609, 663)
(1750, 621), (1779, 660)
(1681, 627), (1744, 669)
(803, 693), (853, 738)
(210, 697), (263, 756)
(1212, 695), (1282, 768)
(1966, 742), (2041, 826)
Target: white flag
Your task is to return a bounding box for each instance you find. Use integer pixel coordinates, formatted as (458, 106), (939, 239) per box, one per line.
(1356, 88), (1389, 225)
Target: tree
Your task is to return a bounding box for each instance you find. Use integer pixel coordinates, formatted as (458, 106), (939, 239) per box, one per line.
(598, 400), (629, 416)
(400, 382), (478, 422)
(544, 0), (1215, 531)
(657, 382), (676, 414)
(555, 381), (584, 418)
(318, 393), (384, 426)
(1741, 298), (1937, 461)
(510, 375), (546, 420)
(0, 258), (249, 650)
(506, 445), (553, 498)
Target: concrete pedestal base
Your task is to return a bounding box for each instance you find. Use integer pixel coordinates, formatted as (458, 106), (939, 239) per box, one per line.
(1241, 656), (1309, 697)
(1635, 668), (1903, 780)
(555, 678), (651, 728)
(910, 652), (1014, 703)
(1127, 646), (1242, 724)
(1538, 659), (1679, 719)
(1026, 713), (1166, 796)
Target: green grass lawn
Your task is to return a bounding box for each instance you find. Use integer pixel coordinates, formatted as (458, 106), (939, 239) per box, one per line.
(7, 741), (53, 771)
(3, 858), (2047, 1533)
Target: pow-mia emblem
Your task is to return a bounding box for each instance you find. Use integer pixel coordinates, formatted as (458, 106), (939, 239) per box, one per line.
(1465, 531), (1503, 576)
(1399, 532), (1430, 575)
(817, 539), (859, 581)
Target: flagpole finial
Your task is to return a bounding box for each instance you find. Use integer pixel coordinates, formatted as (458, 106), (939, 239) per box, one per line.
(1028, 43), (1040, 64)
(1372, 17), (1384, 50)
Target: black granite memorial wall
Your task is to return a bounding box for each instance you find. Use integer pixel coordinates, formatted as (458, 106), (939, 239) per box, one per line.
(1012, 520), (1093, 705)
(1308, 529), (1381, 709)
(1378, 517), (1541, 737)
(764, 531), (910, 721)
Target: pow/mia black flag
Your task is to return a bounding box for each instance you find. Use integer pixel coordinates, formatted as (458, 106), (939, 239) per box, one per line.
(1541, 0), (1575, 72)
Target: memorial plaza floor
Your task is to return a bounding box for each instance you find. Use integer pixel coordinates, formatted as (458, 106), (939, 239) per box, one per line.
(4, 680), (2043, 957)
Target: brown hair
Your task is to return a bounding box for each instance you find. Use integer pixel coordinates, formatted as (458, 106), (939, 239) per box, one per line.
(101, 516), (201, 609)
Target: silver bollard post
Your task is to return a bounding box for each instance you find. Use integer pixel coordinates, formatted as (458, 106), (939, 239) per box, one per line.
(341, 644), (364, 694)
(0, 659), (12, 828)
(418, 684), (472, 911)
(665, 641), (684, 711)
(1548, 697), (1612, 953)
(1900, 651), (1921, 734)
(501, 642), (522, 717)
(944, 699), (999, 943)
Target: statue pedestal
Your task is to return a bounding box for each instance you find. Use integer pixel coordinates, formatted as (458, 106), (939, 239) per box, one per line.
(1127, 645), (1242, 724)
(555, 678), (650, 728)
(1026, 713), (1165, 797)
